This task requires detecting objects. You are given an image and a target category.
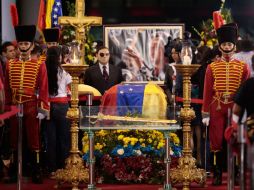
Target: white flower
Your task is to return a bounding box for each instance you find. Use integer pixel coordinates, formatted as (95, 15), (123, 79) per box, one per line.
(170, 149), (174, 156)
(117, 148), (124, 155)
(134, 150), (142, 156)
(92, 42), (97, 48)
(70, 31), (75, 35)
(63, 35), (69, 39)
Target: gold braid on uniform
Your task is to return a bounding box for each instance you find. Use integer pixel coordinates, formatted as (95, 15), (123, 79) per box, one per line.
(210, 60), (245, 110)
(9, 59), (42, 104)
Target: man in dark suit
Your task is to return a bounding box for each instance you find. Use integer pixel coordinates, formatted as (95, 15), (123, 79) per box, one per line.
(84, 46), (123, 95)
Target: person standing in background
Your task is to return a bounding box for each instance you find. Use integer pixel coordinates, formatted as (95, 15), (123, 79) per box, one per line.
(0, 41), (16, 81)
(84, 46), (123, 95)
(40, 28), (60, 62)
(0, 41), (16, 182)
(0, 76), (5, 125)
(4, 25), (49, 183)
(202, 23), (250, 186)
(43, 28), (60, 49)
(44, 46), (72, 176)
(233, 37), (254, 76)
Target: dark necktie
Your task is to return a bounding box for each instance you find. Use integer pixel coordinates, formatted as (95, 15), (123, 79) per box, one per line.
(103, 65), (109, 81)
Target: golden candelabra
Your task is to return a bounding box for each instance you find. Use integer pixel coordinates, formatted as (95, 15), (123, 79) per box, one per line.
(170, 65), (206, 190)
(55, 0), (102, 188)
(54, 65), (89, 190)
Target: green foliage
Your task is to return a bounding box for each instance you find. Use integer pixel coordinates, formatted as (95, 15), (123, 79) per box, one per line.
(192, 3), (233, 48)
(65, 1), (75, 16)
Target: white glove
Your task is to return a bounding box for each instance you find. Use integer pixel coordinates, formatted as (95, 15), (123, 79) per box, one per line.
(202, 117), (210, 126)
(36, 113), (46, 120)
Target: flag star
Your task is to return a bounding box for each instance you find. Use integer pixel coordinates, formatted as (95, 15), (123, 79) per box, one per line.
(53, 14), (57, 19)
(56, 2), (61, 6)
(120, 90), (124, 94)
(129, 88), (133, 92)
(54, 7), (58, 12)
(53, 21), (58, 25)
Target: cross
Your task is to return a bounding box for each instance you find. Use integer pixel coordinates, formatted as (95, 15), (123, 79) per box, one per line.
(58, 0), (102, 65)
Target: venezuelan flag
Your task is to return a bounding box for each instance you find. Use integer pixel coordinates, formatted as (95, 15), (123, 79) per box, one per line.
(100, 83), (167, 119)
(45, 0), (62, 28)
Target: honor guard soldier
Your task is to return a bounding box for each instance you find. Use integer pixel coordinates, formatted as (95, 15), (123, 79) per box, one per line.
(43, 28), (60, 48)
(40, 28), (60, 62)
(202, 23), (250, 185)
(4, 25), (49, 183)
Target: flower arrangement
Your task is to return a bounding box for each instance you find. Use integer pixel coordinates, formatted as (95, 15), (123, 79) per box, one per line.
(60, 1), (97, 65)
(192, 0), (233, 48)
(82, 129), (182, 184)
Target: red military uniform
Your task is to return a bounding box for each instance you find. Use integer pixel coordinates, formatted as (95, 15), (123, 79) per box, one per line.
(202, 57), (250, 151)
(4, 58), (49, 150)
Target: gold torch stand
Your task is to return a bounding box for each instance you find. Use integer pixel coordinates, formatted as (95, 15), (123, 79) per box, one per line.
(170, 65), (206, 190)
(54, 65), (89, 190)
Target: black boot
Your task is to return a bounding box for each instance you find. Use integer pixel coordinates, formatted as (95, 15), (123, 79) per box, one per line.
(31, 151), (43, 184)
(234, 164), (240, 186)
(212, 152), (222, 186)
(212, 166), (222, 185)
(6, 152), (17, 183)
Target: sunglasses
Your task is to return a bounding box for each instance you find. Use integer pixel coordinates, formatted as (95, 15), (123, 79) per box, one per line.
(99, 52), (110, 57)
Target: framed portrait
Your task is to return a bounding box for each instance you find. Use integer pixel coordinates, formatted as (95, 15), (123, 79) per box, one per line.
(104, 24), (184, 81)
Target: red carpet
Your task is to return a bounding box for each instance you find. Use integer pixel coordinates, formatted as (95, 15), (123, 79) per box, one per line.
(0, 174), (240, 190)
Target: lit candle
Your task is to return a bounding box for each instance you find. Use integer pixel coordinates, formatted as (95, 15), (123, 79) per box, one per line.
(71, 52), (80, 64)
(183, 49), (191, 65)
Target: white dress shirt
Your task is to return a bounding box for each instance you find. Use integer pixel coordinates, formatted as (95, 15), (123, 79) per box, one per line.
(99, 63), (109, 75)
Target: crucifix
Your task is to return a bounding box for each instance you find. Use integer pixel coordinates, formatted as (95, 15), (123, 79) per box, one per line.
(58, 0), (102, 65)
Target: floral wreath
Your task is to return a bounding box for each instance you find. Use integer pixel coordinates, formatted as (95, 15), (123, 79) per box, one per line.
(192, 0), (233, 48)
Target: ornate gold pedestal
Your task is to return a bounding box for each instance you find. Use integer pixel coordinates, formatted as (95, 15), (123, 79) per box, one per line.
(170, 65), (206, 190)
(54, 65), (89, 190)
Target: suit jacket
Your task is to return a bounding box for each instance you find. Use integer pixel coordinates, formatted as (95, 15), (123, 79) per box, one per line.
(84, 63), (123, 95)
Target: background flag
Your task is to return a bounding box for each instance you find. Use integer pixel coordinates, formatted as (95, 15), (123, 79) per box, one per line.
(37, 0), (46, 30)
(45, 0), (62, 28)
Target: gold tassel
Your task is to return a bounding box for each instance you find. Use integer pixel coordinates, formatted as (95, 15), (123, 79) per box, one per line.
(216, 101), (221, 110)
(214, 152), (216, 165)
(35, 150), (40, 164)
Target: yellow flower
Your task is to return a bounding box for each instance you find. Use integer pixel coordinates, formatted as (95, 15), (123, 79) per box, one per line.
(147, 138), (152, 143)
(173, 136), (180, 145)
(82, 144), (89, 153)
(123, 137), (130, 145)
(118, 135), (124, 140)
(206, 40), (213, 49)
(87, 54), (94, 61)
(97, 130), (107, 137)
(141, 143), (146, 147)
(116, 130), (129, 133)
(157, 141), (165, 149)
(130, 137), (138, 146)
(95, 143), (103, 150)
(82, 133), (89, 141)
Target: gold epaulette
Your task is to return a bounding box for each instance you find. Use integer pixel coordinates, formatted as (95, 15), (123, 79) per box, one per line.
(39, 54), (46, 62)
